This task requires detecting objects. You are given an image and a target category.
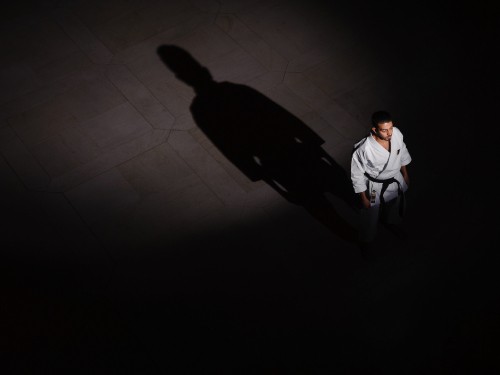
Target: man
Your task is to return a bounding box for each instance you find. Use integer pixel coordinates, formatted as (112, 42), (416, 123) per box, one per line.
(351, 111), (411, 246)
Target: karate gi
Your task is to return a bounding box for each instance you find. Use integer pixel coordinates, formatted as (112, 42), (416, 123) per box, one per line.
(351, 126), (412, 242)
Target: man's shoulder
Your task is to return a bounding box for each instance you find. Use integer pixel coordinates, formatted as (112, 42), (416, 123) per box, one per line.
(393, 126), (404, 137)
(352, 135), (369, 155)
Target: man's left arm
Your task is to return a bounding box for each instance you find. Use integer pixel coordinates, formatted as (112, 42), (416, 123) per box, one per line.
(400, 164), (409, 186)
(398, 130), (411, 187)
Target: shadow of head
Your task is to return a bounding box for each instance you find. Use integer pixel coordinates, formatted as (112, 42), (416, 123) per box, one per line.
(157, 44), (213, 89)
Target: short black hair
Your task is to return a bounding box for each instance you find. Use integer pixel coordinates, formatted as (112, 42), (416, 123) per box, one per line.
(371, 111), (392, 127)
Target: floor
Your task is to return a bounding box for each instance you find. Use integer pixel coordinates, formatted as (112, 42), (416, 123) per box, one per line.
(1, 1), (497, 374)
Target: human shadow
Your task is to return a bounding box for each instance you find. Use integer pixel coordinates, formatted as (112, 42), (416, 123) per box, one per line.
(157, 45), (356, 243)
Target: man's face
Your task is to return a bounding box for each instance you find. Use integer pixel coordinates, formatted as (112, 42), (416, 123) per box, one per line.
(373, 121), (393, 141)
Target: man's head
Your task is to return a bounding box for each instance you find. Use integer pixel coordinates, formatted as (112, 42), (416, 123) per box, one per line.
(157, 45), (213, 90)
(371, 110), (393, 141)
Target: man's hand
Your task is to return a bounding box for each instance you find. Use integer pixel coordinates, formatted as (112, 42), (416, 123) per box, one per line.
(360, 191), (371, 209)
(404, 175), (410, 187)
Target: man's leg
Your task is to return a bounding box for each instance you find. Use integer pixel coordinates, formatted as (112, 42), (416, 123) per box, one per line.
(358, 205), (379, 243)
(381, 196), (408, 239)
(384, 196), (403, 225)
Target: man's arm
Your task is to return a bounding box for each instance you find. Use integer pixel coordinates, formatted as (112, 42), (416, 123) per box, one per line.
(358, 191), (371, 209)
(351, 150), (370, 208)
(400, 164), (409, 186)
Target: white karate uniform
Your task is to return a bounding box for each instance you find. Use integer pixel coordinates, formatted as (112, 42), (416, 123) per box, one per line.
(351, 126), (412, 241)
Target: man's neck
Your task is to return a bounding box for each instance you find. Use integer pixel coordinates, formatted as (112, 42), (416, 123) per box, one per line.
(372, 134), (390, 150)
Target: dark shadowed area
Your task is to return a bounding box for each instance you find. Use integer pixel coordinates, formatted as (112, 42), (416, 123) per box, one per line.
(1, 0), (497, 374)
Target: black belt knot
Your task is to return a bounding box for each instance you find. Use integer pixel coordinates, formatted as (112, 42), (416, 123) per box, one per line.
(364, 172), (405, 216)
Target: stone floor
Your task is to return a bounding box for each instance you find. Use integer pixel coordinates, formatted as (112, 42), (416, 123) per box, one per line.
(1, 0), (497, 374)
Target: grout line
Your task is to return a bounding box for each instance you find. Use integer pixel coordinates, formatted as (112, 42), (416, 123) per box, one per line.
(167, 129), (242, 207)
(51, 7), (114, 65)
(2, 122), (52, 190)
(103, 64), (157, 132)
(60, 131), (171, 194)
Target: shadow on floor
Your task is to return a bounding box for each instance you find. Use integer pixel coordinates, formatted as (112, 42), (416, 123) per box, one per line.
(157, 45), (357, 243)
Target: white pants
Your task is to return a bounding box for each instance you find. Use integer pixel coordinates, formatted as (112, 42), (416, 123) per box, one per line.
(358, 195), (404, 242)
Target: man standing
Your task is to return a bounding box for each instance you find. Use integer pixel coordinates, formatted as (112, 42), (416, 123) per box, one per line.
(351, 111), (412, 246)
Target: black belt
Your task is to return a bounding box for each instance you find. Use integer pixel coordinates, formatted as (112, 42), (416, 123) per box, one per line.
(364, 172), (405, 216)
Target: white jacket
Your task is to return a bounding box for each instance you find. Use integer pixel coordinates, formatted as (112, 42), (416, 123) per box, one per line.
(351, 127), (412, 206)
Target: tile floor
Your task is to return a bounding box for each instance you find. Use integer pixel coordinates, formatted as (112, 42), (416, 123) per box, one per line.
(1, 0), (497, 373)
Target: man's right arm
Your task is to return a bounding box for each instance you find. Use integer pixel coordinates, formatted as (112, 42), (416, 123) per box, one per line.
(351, 150), (370, 208)
(359, 191), (371, 209)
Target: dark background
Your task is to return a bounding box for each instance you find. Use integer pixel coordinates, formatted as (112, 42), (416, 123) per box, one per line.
(2, 1), (498, 374)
